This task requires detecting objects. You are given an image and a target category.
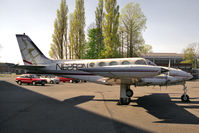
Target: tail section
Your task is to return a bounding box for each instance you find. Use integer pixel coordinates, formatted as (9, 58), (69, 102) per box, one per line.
(16, 34), (51, 65)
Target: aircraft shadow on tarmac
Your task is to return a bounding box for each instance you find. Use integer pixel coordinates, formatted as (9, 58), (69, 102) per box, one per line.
(94, 94), (199, 125)
(0, 81), (151, 133)
(135, 93), (199, 124)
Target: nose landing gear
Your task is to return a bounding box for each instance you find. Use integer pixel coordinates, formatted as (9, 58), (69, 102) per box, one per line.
(181, 84), (190, 102)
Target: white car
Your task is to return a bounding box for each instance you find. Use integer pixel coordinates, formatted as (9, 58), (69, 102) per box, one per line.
(40, 75), (60, 84)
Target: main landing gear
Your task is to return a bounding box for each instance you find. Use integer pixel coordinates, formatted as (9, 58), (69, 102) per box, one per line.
(181, 83), (190, 102)
(117, 84), (133, 105)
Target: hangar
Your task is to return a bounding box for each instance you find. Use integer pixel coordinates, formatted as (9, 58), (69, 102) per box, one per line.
(141, 53), (195, 73)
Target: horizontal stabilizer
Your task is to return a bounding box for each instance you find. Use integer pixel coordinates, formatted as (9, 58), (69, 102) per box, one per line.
(13, 65), (46, 70)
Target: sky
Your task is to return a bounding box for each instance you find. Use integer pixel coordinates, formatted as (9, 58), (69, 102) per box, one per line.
(0, 0), (199, 64)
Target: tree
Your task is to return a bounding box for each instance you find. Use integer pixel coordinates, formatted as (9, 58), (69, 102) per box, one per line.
(49, 0), (68, 59)
(103, 0), (120, 58)
(120, 2), (146, 57)
(182, 43), (199, 68)
(69, 13), (75, 59)
(95, 0), (104, 58)
(85, 28), (98, 59)
(136, 44), (152, 56)
(70, 0), (85, 59)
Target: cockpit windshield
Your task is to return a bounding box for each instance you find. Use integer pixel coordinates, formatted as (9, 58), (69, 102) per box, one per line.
(146, 59), (157, 66)
(135, 59), (147, 65)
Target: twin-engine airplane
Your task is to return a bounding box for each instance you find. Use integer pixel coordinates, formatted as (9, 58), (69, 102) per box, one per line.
(15, 34), (193, 105)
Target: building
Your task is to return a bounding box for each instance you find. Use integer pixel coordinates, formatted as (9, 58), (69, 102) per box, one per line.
(141, 53), (194, 73)
(142, 53), (184, 64)
(0, 63), (15, 74)
(0, 63), (26, 74)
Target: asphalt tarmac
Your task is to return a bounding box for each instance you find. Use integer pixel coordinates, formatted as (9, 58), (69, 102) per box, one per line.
(0, 77), (199, 133)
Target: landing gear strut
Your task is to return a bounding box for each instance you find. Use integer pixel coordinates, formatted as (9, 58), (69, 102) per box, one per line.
(117, 84), (133, 105)
(181, 83), (190, 102)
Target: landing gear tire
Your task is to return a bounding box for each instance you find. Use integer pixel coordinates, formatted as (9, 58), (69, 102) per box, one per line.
(118, 84), (133, 105)
(181, 83), (190, 103)
(181, 94), (190, 103)
(126, 89), (133, 97)
(117, 98), (131, 105)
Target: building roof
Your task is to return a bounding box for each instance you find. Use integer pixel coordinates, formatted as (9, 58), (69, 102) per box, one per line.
(0, 63), (15, 67)
(141, 53), (199, 59)
(141, 53), (183, 58)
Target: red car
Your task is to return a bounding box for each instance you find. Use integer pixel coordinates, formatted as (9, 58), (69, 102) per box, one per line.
(56, 77), (80, 83)
(16, 74), (47, 86)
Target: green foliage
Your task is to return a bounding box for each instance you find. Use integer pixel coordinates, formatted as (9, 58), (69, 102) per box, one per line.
(183, 48), (195, 62)
(69, 13), (75, 59)
(119, 2), (146, 57)
(103, 0), (120, 58)
(181, 60), (192, 64)
(69, 0), (85, 59)
(85, 28), (98, 59)
(183, 43), (199, 68)
(136, 44), (152, 56)
(49, 0), (68, 59)
(95, 0), (104, 58)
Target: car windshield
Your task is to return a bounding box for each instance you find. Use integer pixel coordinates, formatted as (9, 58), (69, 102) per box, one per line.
(30, 75), (38, 78)
(50, 75), (55, 78)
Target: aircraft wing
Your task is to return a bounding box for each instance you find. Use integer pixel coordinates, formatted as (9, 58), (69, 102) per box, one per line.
(80, 65), (167, 79)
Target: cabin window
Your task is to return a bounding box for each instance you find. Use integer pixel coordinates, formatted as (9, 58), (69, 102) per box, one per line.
(121, 61), (130, 65)
(135, 60), (147, 65)
(98, 62), (106, 66)
(89, 63), (95, 68)
(109, 61), (118, 66)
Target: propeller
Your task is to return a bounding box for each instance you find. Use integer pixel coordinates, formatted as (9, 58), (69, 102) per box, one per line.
(165, 60), (171, 88)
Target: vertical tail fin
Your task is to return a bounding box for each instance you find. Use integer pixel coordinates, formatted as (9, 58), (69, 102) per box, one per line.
(16, 34), (51, 65)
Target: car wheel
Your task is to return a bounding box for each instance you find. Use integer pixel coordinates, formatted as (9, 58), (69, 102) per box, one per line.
(50, 80), (54, 84)
(32, 81), (36, 86)
(18, 81), (22, 85)
(41, 81), (45, 86)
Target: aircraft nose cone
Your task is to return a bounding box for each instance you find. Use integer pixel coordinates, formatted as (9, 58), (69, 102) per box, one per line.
(187, 73), (193, 80)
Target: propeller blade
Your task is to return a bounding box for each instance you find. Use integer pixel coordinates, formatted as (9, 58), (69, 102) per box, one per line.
(168, 60), (171, 76)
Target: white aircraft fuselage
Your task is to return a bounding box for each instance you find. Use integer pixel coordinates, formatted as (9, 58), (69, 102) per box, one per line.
(15, 34), (193, 105)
